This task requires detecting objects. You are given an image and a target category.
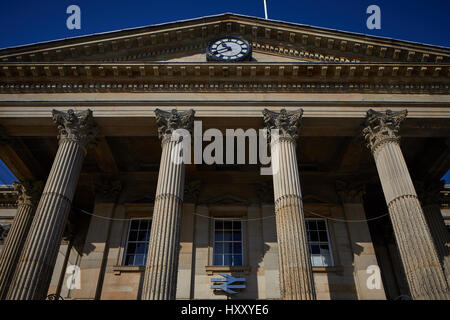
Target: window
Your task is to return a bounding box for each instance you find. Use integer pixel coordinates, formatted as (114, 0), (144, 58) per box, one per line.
(213, 219), (243, 266)
(124, 218), (152, 266)
(306, 219), (333, 267)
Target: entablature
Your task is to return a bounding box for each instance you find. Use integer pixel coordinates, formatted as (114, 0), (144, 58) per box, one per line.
(0, 62), (449, 94)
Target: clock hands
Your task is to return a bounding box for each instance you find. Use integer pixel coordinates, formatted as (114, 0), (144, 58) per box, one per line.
(212, 46), (232, 55)
(206, 36), (251, 62)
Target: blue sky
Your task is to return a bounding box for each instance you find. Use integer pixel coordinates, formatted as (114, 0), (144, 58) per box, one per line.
(0, 0), (449, 49)
(0, 1), (448, 184)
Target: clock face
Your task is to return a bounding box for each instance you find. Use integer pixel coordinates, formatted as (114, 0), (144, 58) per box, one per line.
(206, 36), (252, 62)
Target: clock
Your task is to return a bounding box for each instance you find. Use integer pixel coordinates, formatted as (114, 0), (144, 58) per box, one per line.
(206, 36), (252, 62)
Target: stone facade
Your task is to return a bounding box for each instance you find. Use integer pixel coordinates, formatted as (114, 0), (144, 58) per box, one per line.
(0, 14), (449, 300)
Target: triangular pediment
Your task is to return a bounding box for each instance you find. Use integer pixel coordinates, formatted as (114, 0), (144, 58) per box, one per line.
(0, 13), (449, 64)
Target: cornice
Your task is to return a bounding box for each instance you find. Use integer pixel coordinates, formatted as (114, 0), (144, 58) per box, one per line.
(0, 16), (449, 64)
(0, 62), (448, 94)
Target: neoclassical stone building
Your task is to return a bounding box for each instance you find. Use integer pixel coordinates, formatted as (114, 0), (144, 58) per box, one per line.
(0, 13), (449, 300)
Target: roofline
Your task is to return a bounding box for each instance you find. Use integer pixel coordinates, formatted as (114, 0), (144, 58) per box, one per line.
(0, 13), (449, 56)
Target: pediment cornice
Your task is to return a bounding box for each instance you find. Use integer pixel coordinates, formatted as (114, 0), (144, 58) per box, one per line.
(0, 14), (449, 64)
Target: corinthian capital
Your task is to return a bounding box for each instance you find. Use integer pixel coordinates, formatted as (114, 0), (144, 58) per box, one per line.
(13, 180), (43, 207)
(155, 108), (195, 142)
(52, 109), (98, 149)
(262, 108), (303, 142)
(362, 109), (407, 153)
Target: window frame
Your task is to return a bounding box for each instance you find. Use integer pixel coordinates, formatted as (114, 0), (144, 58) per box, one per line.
(305, 218), (334, 267)
(122, 217), (152, 266)
(212, 218), (244, 267)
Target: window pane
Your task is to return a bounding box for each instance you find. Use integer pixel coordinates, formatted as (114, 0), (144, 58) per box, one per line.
(232, 221), (241, 230)
(320, 245), (330, 255)
(136, 243), (147, 254)
(224, 231), (233, 241)
(214, 232), (223, 241)
(125, 219), (152, 266)
(214, 243), (224, 254)
(128, 231), (138, 241)
(125, 255), (134, 266)
(310, 244), (320, 254)
(213, 255), (223, 266)
(215, 220), (223, 230)
(140, 220), (149, 230)
(232, 231), (242, 241)
(130, 220), (140, 230)
(311, 255), (323, 267)
(317, 220), (326, 230)
(319, 231), (328, 242)
(134, 255), (145, 266)
(233, 255), (243, 266)
(224, 243), (232, 254)
(233, 243), (242, 254)
(127, 243), (136, 254)
(224, 221), (233, 230)
(307, 219), (333, 267)
(138, 231), (150, 241)
(323, 255), (332, 267)
(224, 255), (232, 265)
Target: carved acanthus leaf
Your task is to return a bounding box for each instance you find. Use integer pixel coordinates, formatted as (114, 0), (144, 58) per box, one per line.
(155, 108), (195, 142)
(362, 109), (407, 152)
(13, 180), (43, 207)
(262, 108), (303, 141)
(52, 109), (98, 149)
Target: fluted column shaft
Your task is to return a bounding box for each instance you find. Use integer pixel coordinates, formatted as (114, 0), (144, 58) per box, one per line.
(6, 109), (96, 300)
(0, 181), (42, 299)
(364, 109), (449, 300)
(272, 138), (316, 300)
(263, 108), (316, 300)
(423, 203), (450, 280)
(142, 108), (194, 300)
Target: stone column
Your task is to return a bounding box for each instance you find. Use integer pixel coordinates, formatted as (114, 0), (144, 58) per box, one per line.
(262, 108), (316, 300)
(416, 179), (450, 281)
(0, 181), (42, 299)
(142, 108), (195, 300)
(7, 109), (97, 300)
(362, 109), (449, 300)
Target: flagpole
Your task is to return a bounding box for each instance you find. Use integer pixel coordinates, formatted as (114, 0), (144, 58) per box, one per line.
(263, 0), (268, 20)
